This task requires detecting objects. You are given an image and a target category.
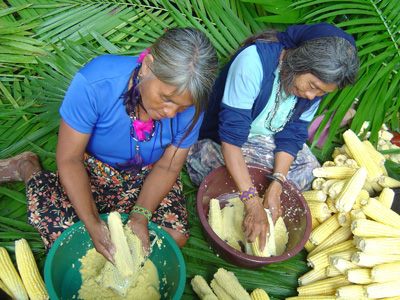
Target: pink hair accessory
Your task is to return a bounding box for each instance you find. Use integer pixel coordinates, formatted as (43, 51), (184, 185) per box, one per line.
(138, 48), (151, 63)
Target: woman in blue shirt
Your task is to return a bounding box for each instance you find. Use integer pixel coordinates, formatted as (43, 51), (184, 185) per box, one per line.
(0, 28), (218, 261)
(187, 23), (359, 252)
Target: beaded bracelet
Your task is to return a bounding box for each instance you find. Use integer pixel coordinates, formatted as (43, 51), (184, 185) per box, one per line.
(239, 186), (258, 203)
(130, 205), (152, 221)
(272, 172), (287, 182)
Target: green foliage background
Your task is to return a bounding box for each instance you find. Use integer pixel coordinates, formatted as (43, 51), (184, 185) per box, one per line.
(0, 0), (399, 299)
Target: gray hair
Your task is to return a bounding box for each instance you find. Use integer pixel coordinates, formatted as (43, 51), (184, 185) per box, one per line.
(149, 28), (218, 113)
(281, 37), (359, 91)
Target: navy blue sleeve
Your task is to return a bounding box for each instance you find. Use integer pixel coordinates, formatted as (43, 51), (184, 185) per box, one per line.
(218, 103), (252, 147)
(274, 118), (310, 157)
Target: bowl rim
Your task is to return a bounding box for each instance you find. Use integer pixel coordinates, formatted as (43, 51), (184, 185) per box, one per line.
(44, 214), (186, 300)
(196, 164), (312, 265)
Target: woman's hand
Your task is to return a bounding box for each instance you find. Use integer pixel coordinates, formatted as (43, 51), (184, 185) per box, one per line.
(127, 213), (150, 254)
(263, 180), (283, 223)
(86, 219), (115, 263)
(243, 196), (269, 251)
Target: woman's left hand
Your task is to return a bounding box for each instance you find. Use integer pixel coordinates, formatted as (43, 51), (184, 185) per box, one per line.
(263, 180), (283, 223)
(127, 213), (150, 254)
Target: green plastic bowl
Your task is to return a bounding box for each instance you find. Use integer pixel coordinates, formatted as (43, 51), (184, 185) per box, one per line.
(44, 214), (186, 300)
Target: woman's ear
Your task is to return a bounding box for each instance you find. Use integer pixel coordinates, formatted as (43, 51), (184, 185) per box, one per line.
(140, 54), (154, 77)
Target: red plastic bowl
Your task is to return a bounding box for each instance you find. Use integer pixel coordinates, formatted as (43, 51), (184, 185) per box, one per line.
(197, 164), (312, 268)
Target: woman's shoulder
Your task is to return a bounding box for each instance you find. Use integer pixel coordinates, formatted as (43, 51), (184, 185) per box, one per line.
(79, 55), (138, 83)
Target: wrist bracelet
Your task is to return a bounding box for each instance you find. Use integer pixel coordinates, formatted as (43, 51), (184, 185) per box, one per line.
(272, 172), (287, 182)
(130, 205), (152, 221)
(239, 186), (258, 203)
(266, 174), (284, 187)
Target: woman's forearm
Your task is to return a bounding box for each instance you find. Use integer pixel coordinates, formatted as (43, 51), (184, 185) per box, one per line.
(273, 151), (295, 177)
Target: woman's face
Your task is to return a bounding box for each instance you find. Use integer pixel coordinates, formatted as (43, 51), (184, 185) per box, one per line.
(289, 73), (337, 100)
(138, 55), (193, 120)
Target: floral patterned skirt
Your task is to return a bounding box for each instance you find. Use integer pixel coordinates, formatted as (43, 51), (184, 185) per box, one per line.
(186, 136), (321, 191)
(26, 154), (188, 249)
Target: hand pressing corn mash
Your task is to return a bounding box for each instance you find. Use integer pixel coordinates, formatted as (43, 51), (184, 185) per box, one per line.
(208, 197), (289, 257)
(79, 212), (160, 300)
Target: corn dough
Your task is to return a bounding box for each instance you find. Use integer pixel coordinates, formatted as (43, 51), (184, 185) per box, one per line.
(78, 248), (160, 300)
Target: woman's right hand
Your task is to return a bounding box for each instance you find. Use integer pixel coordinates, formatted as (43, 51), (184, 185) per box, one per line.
(87, 219), (115, 263)
(243, 196), (269, 251)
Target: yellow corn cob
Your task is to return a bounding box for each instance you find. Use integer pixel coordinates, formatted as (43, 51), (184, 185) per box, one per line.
(305, 240), (316, 252)
(0, 279), (12, 298)
(0, 247), (29, 300)
(213, 268), (251, 300)
(307, 202), (331, 220)
(313, 167), (356, 179)
(379, 176), (400, 188)
(363, 180), (375, 195)
(346, 268), (372, 284)
(302, 190), (327, 202)
(311, 217), (320, 230)
(350, 209), (366, 222)
(361, 197), (400, 229)
(251, 209), (275, 257)
(322, 161), (336, 167)
(352, 189), (370, 209)
(309, 214), (340, 246)
(356, 237), (400, 255)
(297, 275), (349, 296)
(335, 284), (366, 299)
(108, 212), (134, 278)
(351, 252), (400, 267)
(378, 188), (395, 208)
(332, 147), (344, 158)
(208, 198), (225, 240)
(328, 180), (348, 199)
(325, 266), (341, 277)
(322, 179), (340, 194)
(363, 140), (386, 166)
(311, 178), (326, 190)
(337, 212), (351, 227)
(380, 297), (400, 300)
(316, 215), (331, 224)
(328, 250), (356, 267)
(298, 267), (327, 286)
(343, 129), (384, 182)
(325, 198), (337, 213)
(335, 167), (367, 212)
(365, 280), (400, 298)
(371, 180), (383, 193)
(210, 279), (232, 300)
(191, 275), (218, 300)
(250, 288), (270, 300)
(308, 226), (352, 257)
(344, 158), (359, 169)
(334, 154), (348, 166)
(286, 296), (336, 300)
(371, 262), (400, 283)
(331, 257), (358, 274)
(351, 219), (400, 238)
(15, 239), (48, 300)
(307, 240), (355, 269)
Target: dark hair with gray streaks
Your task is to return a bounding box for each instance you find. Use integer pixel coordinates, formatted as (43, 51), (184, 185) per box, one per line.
(244, 30), (359, 92)
(149, 28), (218, 134)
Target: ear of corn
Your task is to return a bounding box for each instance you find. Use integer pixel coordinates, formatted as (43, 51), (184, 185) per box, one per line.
(307, 240), (355, 269)
(325, 198), (338, 213)
(213, 268), (251, 300)
(378, 188), (395, 208)
(210, 279), (232, 300)
(344, 159), (358, 169)
(297, 275), (349, 296)
(0, 279), (12, 298)
(251, 209), (275, 257)
(325, 266), (341, 277)
(333, 154), (348, 166)
(310, 217), (320, 230)
(191, 275), (218, 300)
(362, 180), (375, 195)
(286, 296), (336, 300)
(322, 161), (336, 167)
(362, 140), (385, 167)
(337, 212), (351, 227)
(352, 189), (370, 209)
(313, 167), (356, 179)
(371, 262), (400, 283)
(311, 178), (326, 190)
(15, 239), (48, 300)
(378, 176), (400, 188)
(334, 167), (367, 213)
(346, 268), (372, 284)
(351, 219), (400, 238)
(208, 198), (225, 240)
(328, 180), (348, 199)
(307, 202), (331, 220)
(298, 267), (327, 286)
(331, 258), (358, 274)
(356, 237), (400, 255)
(349, 209), (366, 222)
(250, 288), (270, 300)
(343, 129), (384, 182)
(335, 284), (366, 299)
(309, 214), (340, 246)
(322, 179), (340, 194)
(0, 247), (29, 300)
(328, 250), (356, 265)
(361, 197), (400, 229)
(365, 280), (400, 298)
(302, 190), (327, 202)
(351, 252), (400, 267)
(308, 226), (352, 257)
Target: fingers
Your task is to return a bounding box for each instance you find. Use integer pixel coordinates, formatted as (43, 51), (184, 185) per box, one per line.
(258, 224), (268, 251)
(128, 219), (150, 255)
